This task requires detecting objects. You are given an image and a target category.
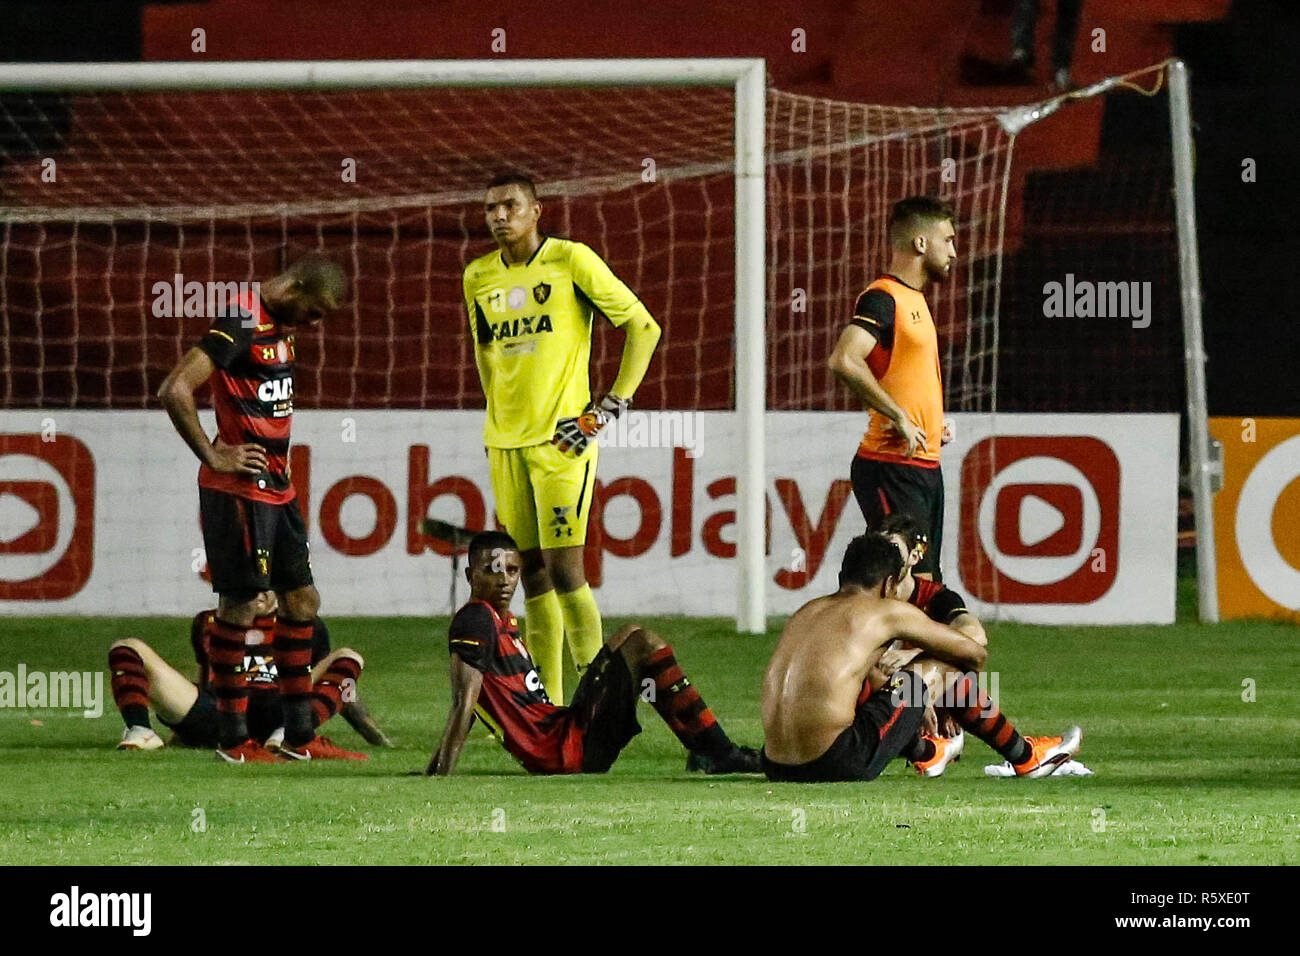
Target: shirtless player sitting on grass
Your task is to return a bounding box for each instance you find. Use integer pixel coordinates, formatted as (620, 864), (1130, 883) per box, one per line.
(761, 535), (1081, 782)
(869, 514), (1084, 775)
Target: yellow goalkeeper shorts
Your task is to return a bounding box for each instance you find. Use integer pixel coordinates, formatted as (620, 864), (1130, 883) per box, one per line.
(487, 441), (599, 551)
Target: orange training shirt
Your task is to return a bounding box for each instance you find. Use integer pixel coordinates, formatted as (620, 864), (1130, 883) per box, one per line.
(850, 275), (943, 466)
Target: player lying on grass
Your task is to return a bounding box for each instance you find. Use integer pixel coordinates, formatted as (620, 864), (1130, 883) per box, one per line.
(761, 535), (1081, 782)
(108, 592), (387, 758)
(425, 531), (760, 776)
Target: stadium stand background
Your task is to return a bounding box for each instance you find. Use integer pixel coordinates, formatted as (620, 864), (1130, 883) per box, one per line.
(1, 0), (1294, 421)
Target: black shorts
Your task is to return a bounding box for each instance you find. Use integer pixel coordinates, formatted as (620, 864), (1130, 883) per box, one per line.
(569, 645), (642, 773)
(850, 455), (945, 578)
(761, 680), (915, 783)
(159, 689), (283, 748)
(199, 488), (313, 597)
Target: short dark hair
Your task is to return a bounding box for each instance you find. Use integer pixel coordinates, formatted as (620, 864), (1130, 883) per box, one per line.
(467, 530), (519, 566)
(877, 513), (927, 555)
(888, 195), (955, 246)
(284, 253), (347, 304)
(486, 171), (538, 200)
(839, 534), (904, 590)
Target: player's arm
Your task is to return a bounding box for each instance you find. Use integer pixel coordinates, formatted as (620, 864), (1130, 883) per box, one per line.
(828, 290), (924, 456)
(157, 323), (267, 475)
(609, 316), (661, 404)
(884, 601), (987, 672)
(949, 612), (987, 647)
(551, 243), (662, 453)
(426, 653), (482, 776)
(571, 242), (661, 404)
(463, 268), (493, 393)
(924, 585), (987, 647)
(427, 604), (494, 776)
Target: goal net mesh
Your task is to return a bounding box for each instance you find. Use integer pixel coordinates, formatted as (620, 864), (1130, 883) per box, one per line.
(0, 84), (1012, 416)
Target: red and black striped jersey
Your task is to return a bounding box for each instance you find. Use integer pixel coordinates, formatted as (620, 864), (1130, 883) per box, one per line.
(190, 609), (331, 694)
(859, 580), (972, 705)
(195, 291), (297, 505)
(448, 599), (582, 774)
(908, 578), (968, 624)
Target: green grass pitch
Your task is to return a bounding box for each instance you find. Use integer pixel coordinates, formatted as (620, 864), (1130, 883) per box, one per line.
(2, 591), (1298, 864)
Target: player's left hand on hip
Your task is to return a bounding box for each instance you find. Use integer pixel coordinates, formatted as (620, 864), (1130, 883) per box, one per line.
(551, 394), (628, 455)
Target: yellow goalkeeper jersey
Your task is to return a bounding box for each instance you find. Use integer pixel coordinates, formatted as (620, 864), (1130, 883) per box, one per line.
(463, 236), (652, 448)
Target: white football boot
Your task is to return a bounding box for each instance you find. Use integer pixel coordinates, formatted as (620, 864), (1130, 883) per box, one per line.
(117, 725), (164, 751)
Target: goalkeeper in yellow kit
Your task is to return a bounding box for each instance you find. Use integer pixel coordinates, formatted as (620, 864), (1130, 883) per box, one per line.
(462, 172), (662, 703)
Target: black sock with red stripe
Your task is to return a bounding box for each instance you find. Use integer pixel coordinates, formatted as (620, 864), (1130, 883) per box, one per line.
(208, 617), (250, 749)
(310, 655), (361, 728)
(275, 617), (316, 747)
(643, 646), (733, 759)
(108, 646), (151, 729)
(950, 672), (1032, 765)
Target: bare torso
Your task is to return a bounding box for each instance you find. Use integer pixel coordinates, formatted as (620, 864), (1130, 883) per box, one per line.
(761, 592), (899, 765)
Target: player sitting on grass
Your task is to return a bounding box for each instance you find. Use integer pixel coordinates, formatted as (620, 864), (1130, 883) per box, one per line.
(425, 531), (760, 776)
(868, 515), (1082, 776)
(761, 535), (1081, 782)
(108, 592), (386, 757)
(873, 513), (982, 773)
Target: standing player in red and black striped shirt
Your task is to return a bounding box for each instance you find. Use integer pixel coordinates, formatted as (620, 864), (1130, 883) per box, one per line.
(425, 531), (760, 776)
(159, 255), (362, 763)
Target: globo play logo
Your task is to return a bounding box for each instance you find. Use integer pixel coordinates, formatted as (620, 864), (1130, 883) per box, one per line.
(959, 436), (1119, 603)
(0, 434), (95, 599)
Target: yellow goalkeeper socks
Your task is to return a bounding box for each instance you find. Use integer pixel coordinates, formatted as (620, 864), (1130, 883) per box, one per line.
(557, 584), (604, 679)
(524, 591), (565, 703)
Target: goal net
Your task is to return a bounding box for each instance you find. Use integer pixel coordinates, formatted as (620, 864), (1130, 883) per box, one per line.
(0, 81), (1009, 414)
(0, 60), (1192, 623)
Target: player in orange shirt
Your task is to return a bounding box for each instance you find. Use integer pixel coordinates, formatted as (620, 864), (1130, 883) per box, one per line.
(829, 196), (956, 579)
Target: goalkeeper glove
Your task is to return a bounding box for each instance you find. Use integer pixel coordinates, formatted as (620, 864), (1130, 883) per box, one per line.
(551, 394), (628, 455)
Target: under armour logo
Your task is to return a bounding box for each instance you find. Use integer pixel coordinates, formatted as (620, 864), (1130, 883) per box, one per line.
(550, 506), (574, 536)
